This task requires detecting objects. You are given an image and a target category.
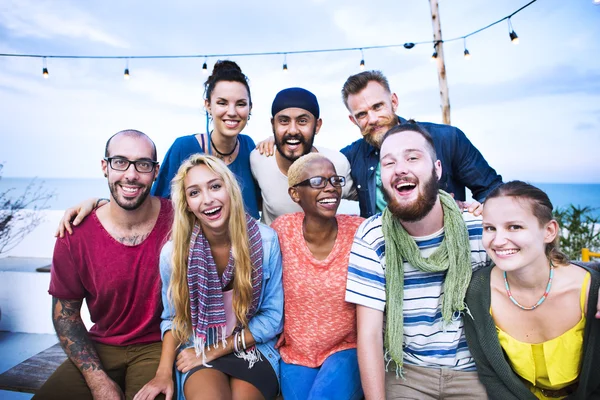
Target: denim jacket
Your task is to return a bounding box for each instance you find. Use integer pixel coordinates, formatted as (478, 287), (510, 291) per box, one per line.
(340, 116), (503, 218)
(159, 223), (284, 399)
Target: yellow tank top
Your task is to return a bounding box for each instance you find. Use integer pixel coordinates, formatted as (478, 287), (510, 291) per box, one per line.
(495, 272), (590, 400)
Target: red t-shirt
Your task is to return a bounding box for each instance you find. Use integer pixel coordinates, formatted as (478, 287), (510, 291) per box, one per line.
(49, 198), (173, 346)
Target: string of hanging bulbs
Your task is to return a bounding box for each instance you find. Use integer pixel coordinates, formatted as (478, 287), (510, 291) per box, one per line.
(432, 10), (523, 62)
(2, 0), (538, 79)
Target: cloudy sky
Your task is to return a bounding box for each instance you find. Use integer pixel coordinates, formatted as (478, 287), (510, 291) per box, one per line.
(0, 0), (598, 182)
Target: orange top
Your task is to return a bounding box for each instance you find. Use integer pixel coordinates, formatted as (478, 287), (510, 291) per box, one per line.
(271, 213), (364, 367)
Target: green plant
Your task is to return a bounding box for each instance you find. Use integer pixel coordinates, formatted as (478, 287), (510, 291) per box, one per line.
(554, 205), (600, 261)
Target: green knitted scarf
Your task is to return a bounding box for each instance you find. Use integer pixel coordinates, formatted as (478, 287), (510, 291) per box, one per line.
(382, 190), (472, 372)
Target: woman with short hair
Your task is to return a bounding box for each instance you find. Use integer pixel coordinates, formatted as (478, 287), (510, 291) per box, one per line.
(271, 153), (364, 400)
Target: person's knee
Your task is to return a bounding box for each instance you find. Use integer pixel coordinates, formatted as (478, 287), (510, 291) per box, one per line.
(34, 359), (92, 400)
(308, 351), (362, 400)
(125, 343), (163, 397)
(280, 362), (317, 400)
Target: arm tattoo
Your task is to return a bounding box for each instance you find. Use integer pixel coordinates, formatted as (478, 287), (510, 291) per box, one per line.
(116, 232), (150, 246)
(52, 297), (104, 373)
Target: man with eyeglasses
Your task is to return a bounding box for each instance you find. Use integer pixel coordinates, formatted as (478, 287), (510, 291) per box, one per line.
(36, 130), (173, 400)
(250, 87), (356, 225)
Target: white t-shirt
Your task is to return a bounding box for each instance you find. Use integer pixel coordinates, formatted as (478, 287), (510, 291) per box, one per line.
(250, 146), (356, 225)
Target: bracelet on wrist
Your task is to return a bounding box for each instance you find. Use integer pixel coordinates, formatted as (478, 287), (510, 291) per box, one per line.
(241, 328), (247, 350)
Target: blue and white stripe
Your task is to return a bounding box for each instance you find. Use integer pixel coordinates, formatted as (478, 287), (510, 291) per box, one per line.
(345, 212), (489, 370)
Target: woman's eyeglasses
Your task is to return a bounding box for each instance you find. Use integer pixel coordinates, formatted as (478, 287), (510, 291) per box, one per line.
(293, 175), (346, 189)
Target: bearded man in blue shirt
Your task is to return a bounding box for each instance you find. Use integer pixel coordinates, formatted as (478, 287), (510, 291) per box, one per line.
(340, 70), (502, 218)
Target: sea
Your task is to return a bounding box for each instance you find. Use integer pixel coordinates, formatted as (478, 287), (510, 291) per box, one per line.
(0, 177), (599, 217)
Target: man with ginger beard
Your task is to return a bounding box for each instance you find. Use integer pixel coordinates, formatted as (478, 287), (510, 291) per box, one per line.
(250, 87), (355, 225)
(341, 70), (502, 218)
(345, 121), (490, 399)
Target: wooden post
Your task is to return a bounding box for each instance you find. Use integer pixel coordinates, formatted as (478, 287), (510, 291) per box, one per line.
(429, 0), (451, 125)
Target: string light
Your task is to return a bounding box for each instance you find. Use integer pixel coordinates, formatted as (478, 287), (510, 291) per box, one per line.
(0, 0), (537, 74)
(431, 42), (438, 62)
(463, 38), (471, 60)
(42, 57), (48, 79)
(282, 54), (288, 72)
(359, 49), (365, 70)
(123, 59), (130, 80)
(508, 18), (519, 44)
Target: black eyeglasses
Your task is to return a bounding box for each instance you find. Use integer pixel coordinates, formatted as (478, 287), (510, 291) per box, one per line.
(104, 157), (158, 173)
(294, 175), (346, 189)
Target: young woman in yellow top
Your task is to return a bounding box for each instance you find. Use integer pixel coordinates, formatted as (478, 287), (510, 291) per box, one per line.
(464, 181), (600, 400)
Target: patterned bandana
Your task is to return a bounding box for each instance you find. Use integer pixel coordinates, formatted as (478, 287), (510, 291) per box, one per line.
(187, 213), (263, 363)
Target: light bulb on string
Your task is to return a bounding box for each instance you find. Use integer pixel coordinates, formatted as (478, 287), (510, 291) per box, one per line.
(202, 58), (208, 74)
(359, 49), (365, 70)
(42, 57), (49, 79)
(124, 59), (130, 80)
(508, 18), (519, 45)
(509, 31), (519, 44)
(431, 42), (438, 62)
(463, 38), (471, 60)
(282, 54), (288, 72)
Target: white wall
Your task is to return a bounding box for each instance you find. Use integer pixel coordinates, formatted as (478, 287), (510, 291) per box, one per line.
(0, 211), (93, 333)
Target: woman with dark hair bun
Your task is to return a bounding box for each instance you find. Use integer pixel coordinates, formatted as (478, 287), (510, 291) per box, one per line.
(54, 61), (261, 234)
(151, 60), (261, 219)
(464, 180), (600, 400)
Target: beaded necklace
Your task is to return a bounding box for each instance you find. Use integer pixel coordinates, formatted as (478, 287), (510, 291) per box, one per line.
(503, 261), (554, 311)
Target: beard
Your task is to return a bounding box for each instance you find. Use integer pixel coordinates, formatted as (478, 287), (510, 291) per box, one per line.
(108, 177), (152, 211)
(362, 113), (398, 148)
(273, 127), (317, 162)
(385, 166), (439, 222)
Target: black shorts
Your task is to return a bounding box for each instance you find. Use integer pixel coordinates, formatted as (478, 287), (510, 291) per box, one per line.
(186, 347), (278, 399)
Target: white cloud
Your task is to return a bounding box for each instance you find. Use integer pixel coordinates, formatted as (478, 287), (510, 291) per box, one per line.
(0, 0), (128, 48)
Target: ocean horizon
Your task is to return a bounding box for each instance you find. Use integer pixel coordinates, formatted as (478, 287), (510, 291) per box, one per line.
(1, 177), (599, 217)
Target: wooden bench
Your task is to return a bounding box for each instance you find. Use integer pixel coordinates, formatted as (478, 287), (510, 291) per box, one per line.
(0, 343), (65, 393)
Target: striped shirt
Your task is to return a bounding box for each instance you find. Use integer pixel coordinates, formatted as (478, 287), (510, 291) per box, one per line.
(345, 211), (489, 370)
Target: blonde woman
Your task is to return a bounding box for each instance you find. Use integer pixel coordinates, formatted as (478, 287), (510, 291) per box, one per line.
(135, 154), (283, 400)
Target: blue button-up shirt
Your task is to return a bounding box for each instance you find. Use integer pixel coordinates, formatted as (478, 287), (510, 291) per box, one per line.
(341, 116), (503, 218)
